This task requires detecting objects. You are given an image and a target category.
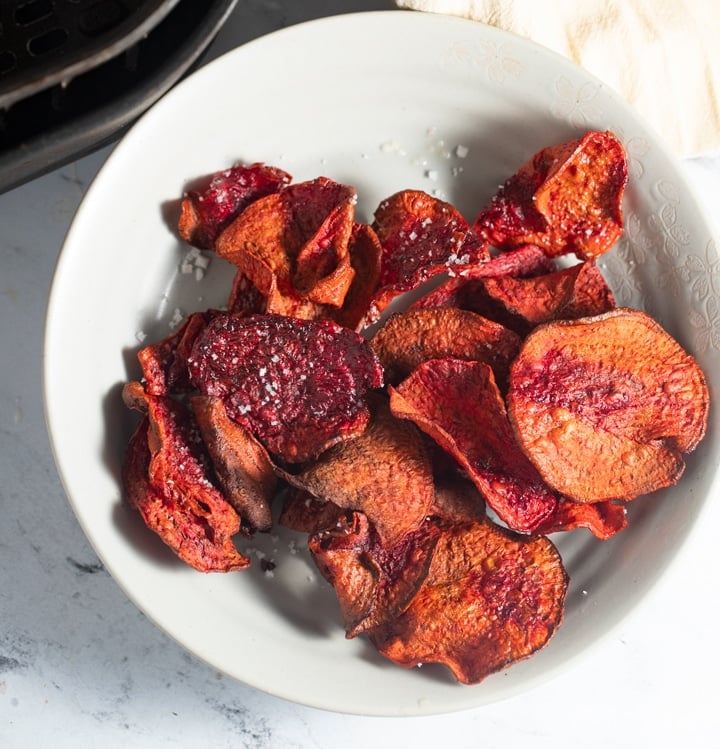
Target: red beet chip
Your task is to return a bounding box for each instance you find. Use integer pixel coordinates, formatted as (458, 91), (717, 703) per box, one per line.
(369, 189), (490, 318)
(137, 310), (217, 395)
(475, 131), (628, 260)
(178, 162), (291, 250)
(122, 382), (249, 572)
(187, 312), (384, 463)
(389, 358), (625, 539)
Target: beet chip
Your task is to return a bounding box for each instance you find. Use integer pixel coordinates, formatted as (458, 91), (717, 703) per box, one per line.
(507, 309), (710, 502)
(122, 382), (249, 572)
(454, 261), (615, 335)
(188, 313), (383, 463)
(309, 511), (442, 637)
(411, 244), (556, 312)
(178, 162), (291, 249)
(389, 359), (563, 534)
(371, 307), (521, 387)
(330, 223), (383, 331)
(191, 395), (276, 532)
(370, 189), (490, 318)
(137, 311), (216, 395)
(475, 131), (628, 260)
(368, 518), (568, 684)
(280, 396), (435, 546)
(215, 177), (356, 313)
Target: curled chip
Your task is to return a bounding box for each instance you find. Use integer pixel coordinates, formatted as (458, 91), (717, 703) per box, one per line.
(279, 396), (435, 546)
(507, 309), (710, 502)
(309, 511), (442, 637)
(370, 189), (490, 317)
(368, 518), (568, 684)
(330, 223), (382, 331)
(442, 261), (615, 336)
(122, 382), (249, 573)
(137, 311), (217, 396)
(215, 177), (356, 314)
(371, 307), (521, 388)
(390, 358), (622, 539)
(188, 312), (384, 463)
(178, 162), (291, 249)
(191, 395), (276, 532)
(411, 243), (556, 312)
(475, 131), (628, 260)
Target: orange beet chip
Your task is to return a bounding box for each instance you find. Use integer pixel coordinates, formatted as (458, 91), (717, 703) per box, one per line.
(331, 222), (382, 331)
(456, 261), (616, 335)
(507, 309), (710, 502)
(532, 499), (627, 540)
(368, 518), (568, 684)
(280, 396), (435, 546)
(475, 131), (628, 260)
(215, 177), (356, 313)
(371, 307), (521, 387)
(191, 395), (276, 532)
(309, 511), (442, 637)
(370, 189), (490, 318)
(122, 382), (249, 572)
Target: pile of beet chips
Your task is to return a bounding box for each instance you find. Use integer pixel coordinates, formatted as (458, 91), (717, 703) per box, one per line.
(121, 131), (709, 684)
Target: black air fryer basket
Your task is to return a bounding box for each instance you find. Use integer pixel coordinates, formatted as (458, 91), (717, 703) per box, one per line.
(0, 0), (238, 192)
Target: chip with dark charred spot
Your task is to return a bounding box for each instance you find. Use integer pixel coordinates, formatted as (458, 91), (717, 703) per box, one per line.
(277, 395), (435, 546)
(121, 382), (249, 573)
(178, 162), (292, 250)
(507, 308), (710, 502)
(309, 511), (442, 637)
(191, 395), (277, 532)
(475, 131), (628, 260)
(367, 517), (568, 684)
(369, 189), (490, 318)
(370, 307), (521, 388)
(214, 177), (357, 314)
(188, 312), (384, 464)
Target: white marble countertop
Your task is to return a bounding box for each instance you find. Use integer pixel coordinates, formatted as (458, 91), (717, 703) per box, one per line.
(2, 2), (720, 747)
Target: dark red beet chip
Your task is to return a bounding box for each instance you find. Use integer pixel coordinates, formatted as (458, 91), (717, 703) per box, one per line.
(188, 313), (384, 463)
(179, 162), (292, 249)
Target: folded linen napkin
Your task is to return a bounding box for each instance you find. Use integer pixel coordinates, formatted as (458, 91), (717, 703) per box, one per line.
(396, 0), (720, 157)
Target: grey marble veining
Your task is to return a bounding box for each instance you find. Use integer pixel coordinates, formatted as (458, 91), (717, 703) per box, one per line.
(2, 2), (720, 747)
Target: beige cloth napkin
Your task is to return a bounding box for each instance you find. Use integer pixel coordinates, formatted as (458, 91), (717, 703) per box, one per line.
(396, 0), (720, 157)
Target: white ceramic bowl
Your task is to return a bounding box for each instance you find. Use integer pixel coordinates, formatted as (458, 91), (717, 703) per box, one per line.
(44, 11), (719, 715)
